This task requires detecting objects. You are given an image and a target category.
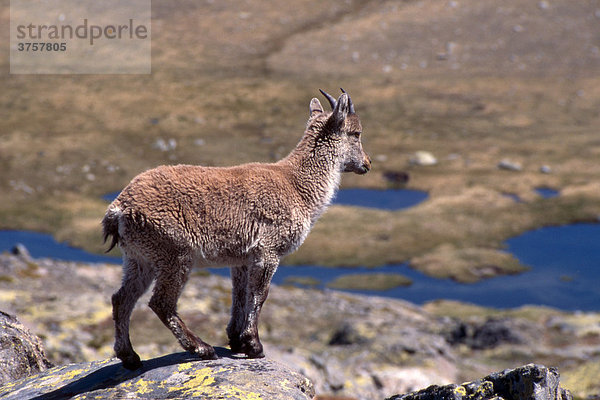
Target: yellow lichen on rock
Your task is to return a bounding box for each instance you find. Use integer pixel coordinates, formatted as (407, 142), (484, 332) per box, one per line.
(0, 355), (314, 400)
(453, 385), (467, 396)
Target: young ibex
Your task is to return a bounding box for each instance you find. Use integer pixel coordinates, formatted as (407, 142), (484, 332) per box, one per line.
(102, 89), (371, 370)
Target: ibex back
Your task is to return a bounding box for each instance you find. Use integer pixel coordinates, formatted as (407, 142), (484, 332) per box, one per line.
(102, 89), (371, 370)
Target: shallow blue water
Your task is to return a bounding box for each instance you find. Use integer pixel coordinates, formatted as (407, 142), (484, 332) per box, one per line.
(1, 189), (599, 311)
(2, 223), (598, 310)
(535, 187), (560, 198)
(264, 223), (600, 311)
(0, 230), (118, 264)
(503, 187), (560, 203)
(333, 188), (428, 210)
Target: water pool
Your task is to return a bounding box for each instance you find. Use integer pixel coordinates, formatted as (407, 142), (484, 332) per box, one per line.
(1, 223), (598, 311)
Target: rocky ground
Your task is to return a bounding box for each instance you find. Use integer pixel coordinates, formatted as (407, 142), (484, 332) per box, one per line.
(1, 251), (599, 399)
(2, 0), (600, 282)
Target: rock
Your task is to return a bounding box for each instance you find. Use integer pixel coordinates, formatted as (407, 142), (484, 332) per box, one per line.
(0, 311), (52, 385)
(383, 170), (410, 185)
(538, 1), (550, 10)
(328, 323), (369, 346)
(498, 159), (522, 171)
(153, 138), (177, 152)
(10, 243), (30, 259)
(540, 165), (552, 174)
(410, 151), (438, 166)
(445, 317), (534, 350)
(0, 350), (315, 400)
(387, 364), (572, 400)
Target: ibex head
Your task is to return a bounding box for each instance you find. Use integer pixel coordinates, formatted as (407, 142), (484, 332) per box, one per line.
(308, 88), (371, 175)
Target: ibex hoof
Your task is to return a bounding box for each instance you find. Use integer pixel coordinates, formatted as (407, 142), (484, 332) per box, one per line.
(190, 344), (218, 360)
(119, 352), (143, 370)
(245, 349), (265, 359)
(229, 338), (264, 358)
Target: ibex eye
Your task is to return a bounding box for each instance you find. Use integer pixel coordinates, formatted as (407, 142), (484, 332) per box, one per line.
(350, 132), (361, 139)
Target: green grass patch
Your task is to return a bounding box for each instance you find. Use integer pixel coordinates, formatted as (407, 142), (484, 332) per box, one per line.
(326, 272), (412, 291)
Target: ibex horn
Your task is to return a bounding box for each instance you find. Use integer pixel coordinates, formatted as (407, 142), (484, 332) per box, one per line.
(319, 89), (337, 110)
(340, 88), (355, 114)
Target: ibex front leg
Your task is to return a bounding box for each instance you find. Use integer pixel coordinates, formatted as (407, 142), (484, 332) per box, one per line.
(227, 264), (249, 354)
(228, 257), (278, 358)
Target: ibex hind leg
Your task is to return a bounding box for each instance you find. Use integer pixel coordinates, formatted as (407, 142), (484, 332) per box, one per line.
(112, 257), (154, 370)
(149, 262), (217, 360)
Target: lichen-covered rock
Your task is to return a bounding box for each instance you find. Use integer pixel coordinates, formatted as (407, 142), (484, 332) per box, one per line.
(0, 350), (314, 400)
(386, 364), (572, 400)
(4, 253), (600, 399)
(0, 311), (52, 385)
(444, 317), (540, 349)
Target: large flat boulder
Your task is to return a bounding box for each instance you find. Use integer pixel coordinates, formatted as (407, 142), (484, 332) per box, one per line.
(0, 349), (314, 400)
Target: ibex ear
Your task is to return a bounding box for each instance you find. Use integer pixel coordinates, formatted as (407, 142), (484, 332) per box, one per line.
(330, 92), (349, 128)
(309, 98), (323, 116)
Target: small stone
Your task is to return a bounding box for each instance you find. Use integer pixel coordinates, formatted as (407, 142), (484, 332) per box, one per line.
(446, 41), (457, 56)
(383, 170), (410, 184)
(498, 159), (522, 171)
(540, 165), (552, 174)
(11, 243), (31, 259)
(153, 138), (177, 152)
(410, 151), (438, 166)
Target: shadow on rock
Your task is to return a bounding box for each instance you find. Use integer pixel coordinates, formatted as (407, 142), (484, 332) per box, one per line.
(30, 351), (223, 400)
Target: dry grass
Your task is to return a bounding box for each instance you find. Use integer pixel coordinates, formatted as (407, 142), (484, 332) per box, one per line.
(1, 0), (600, 282)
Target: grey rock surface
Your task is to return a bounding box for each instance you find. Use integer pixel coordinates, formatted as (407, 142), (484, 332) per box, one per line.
(0, 311), (52, 385)
(0, 349), (314, 400)
(387, 364), (572, 400)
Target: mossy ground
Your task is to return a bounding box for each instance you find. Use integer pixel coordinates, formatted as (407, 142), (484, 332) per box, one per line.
(326, 272), (412, 291)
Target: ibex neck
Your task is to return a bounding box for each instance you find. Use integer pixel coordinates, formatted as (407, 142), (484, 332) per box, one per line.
(282, 132), (342, 221)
